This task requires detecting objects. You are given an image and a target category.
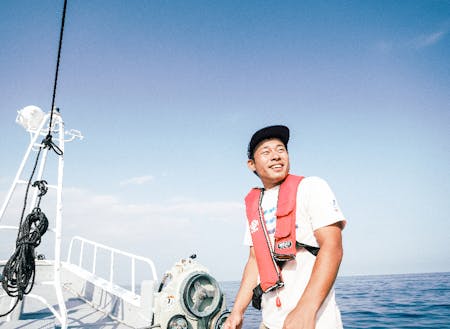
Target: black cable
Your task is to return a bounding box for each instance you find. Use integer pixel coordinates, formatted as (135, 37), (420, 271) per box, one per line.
(0, 0), (68, 315)
(48, 0), (68, 136)
(1, 144), (60, 318)
(42, 133), (63, 156)
(0, 117), (59, 318)
(15, 148), (44, 241)
(0, 179), (49, 317)
(0, 142), (45, 317)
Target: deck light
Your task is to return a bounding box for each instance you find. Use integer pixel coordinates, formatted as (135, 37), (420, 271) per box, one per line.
(16, 105), (45, 131)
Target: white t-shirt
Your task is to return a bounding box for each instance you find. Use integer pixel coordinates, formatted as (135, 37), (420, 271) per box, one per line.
(244, 176), (346, 329)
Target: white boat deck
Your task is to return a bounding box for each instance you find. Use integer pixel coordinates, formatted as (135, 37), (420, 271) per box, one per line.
(0, 260), (154, 329)
(0, 286), (134, 328)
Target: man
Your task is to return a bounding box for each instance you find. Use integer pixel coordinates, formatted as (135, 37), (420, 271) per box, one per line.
(224, 125), (346, 329)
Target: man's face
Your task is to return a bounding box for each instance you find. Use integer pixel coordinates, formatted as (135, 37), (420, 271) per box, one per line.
(248, 138), (290, 189)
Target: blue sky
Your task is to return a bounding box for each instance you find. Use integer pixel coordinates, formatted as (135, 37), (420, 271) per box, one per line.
(0, 0), (449, 281)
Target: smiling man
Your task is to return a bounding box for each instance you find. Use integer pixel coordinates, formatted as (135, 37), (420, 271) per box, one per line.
(224, 125), (346, 329)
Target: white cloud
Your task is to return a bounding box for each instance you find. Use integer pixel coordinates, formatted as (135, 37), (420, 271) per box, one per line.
(412, 30), (447, 49)
(62, 187), (246, 280)
(374, 28), (448, 54)
(0, 186), (246, 280)
(119, 175), (154, 186)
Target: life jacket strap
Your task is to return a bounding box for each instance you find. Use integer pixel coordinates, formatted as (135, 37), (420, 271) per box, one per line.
(251, 244), (319, 310)
(296, 242), (320, 256)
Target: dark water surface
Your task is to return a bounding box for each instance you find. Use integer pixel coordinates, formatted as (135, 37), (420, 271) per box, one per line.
(221, 272), (450, 329)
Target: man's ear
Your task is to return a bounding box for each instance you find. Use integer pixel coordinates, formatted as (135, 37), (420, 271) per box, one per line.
(247, 159), (256, 172)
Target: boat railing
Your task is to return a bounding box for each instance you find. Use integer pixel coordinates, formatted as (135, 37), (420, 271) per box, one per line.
(66, 235), (158, 297)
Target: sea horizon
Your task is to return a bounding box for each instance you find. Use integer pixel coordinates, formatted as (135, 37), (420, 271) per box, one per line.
(219, 270), (450, 283)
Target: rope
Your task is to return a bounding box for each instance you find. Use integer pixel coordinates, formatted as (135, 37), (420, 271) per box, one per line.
(0, 171), (49, 317)
(16, 148), (45, 241)
(0, 0), (68, 317)
(42, 133), (63, 156)
(48, 0), (68, 137)
(0, 207), (49, 316)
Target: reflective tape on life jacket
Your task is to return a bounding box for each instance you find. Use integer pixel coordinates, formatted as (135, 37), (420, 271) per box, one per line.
(245, 174), (304, 292)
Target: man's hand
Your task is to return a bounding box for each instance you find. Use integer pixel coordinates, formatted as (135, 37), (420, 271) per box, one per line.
(282, 306), (316, 329)
(223, 311), (244, 329)
(283, 222), (344, 329)
(223, 247), (258, 329)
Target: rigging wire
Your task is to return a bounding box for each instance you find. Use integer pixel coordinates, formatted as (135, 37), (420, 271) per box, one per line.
(0, 0), (68, 317)
(48, 0), (68, 137)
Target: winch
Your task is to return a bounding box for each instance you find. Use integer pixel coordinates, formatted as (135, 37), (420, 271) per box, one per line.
(153, 255), (230, 329)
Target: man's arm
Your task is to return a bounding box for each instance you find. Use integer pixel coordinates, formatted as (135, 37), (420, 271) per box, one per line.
(224, 246), (259, 329)
(283, 222), (344, 329)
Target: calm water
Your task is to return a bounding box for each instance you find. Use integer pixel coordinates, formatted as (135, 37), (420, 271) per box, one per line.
(221, 272), (450, 329)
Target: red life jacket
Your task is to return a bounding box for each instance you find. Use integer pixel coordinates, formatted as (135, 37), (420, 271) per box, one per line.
(245, 174), (304, 292)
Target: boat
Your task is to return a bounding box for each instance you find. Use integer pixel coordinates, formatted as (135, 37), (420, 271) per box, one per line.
(0, 107), (230, 328)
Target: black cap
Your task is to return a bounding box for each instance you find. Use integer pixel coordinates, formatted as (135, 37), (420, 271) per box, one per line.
(247, 125), (289, 159)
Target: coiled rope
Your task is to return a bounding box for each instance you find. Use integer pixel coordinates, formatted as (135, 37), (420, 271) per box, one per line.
(0, 0), (68, 317)
(1, 180), (49, 316)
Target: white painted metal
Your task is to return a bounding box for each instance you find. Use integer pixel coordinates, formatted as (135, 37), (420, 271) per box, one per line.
(52, 111), (68, 329)
(66, 235), (158, 300)
(0, 108), (82, 329)
(0, 111), (49, 220)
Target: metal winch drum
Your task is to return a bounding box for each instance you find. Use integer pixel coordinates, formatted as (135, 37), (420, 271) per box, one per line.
(153, 256), (230, 329)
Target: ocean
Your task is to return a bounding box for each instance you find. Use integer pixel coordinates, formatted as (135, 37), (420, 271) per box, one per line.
(221, 272), (450, 329)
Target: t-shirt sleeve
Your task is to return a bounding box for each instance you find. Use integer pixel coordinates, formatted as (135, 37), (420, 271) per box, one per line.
(305, 177), (346, 231)
(243, 221), (253, 246)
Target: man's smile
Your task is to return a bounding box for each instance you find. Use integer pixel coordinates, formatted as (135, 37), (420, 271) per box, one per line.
(270, 163), (284, 170)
